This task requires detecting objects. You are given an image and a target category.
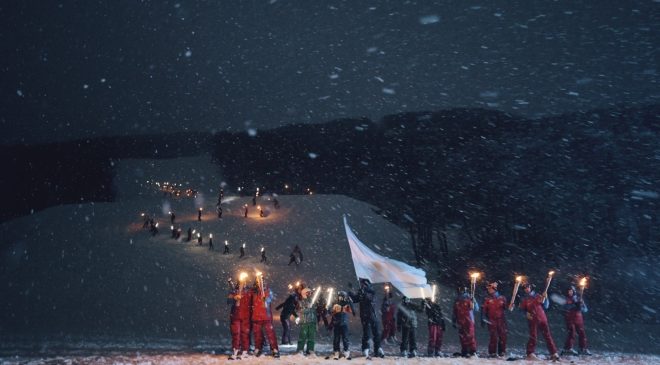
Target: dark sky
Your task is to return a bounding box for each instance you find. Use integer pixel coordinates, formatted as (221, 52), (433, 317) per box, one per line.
(1, 1), (658, 145)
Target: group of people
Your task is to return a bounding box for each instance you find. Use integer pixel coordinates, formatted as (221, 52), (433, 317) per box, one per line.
(227, 275), (590, 361)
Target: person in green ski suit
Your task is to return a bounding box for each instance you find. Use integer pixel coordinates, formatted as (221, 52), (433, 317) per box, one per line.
(296, 287), (319, 356)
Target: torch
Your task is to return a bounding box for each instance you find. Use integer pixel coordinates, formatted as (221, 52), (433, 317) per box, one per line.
(326, 288), (334, 310)
(579, 277), (588, 298)
(310, 286), (322, 308)
(237, 272), (248, 307)
(542, 270), (555, 298)
(420, 287), (426, 300)
(432, 284), (437, 303)
(508, 276), (523, 311)
(470, 272), (481, 298)
(256, 271), (265, 298)
(384, 284), (390, 294)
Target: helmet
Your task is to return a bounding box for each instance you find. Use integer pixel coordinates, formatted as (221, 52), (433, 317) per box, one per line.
(522, 283), (536, 290)
(457, 286), (469, 294)
(567, 285), (576, 294)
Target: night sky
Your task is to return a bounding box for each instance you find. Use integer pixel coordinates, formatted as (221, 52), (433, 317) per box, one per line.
(1, 1), (658, 145)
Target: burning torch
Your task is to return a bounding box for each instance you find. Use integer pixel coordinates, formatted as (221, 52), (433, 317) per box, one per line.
(236, 272), (248, 307)
(326, 288), (334, 310)
(542, 270), (555, 298)
(432, 284), (437, 303)
(508, 275), (523, 311)
(309, 286), (322, 308)
(256, 271), (265, 299)
(470, 272), (481, 299)
(579, 277), (588, 298)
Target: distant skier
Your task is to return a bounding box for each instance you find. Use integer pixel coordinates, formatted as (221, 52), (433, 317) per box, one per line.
(217, 205), (223, 219)
(296, 287), (319, 356)
(381, 291), (397, 344)
(223, 240), (230, 254)
(142, 214), (150, 229)
(228, 275), (252, 359)
(252, 196), (257, 206)
(170, 226), (177, 239)
(561, 285), (590, 356)
(397, 296), (423, 358)
(197, 233), (202, 245)
(288, 245), (303, 266)
(350, 278), (385, 359)
(452, 286), (479, 358)
(260, 247), (268, 264)
(424, 297), (446, 357)
(150, 222), (159, 236)
(275, 288), (300, 345)
(170, 211), (175, 225)
(239, 243), (245, 258)
(244, 205), (248, 218)
(327, 291), (355, 360)
(186, 227), (192, 242)
(259, 207), (265, 217)
(519, 283), (560, 361)
(208, 236), (214, 250)
(482, 281), (508, 358)
(250, 276), (280, 358)
(198, 208), (202, 221)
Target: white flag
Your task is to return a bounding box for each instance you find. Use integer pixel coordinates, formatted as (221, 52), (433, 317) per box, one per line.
(343, 216), (431, 298)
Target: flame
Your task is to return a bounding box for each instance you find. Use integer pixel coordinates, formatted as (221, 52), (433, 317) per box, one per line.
(261, 247), (264, 252)
(420, 287), (426, 299)
(579, 277), (588, 287)
(295, 281), (301, 287)
(209, 234), (213, 238)
(225, 240), (228, 245)
(239, 272), (248, 281)
(516, 276), (523, 282)
(548, 270), (555, 277)
(288, 284), (293, 290)
(470, 272), (480, 279)
(384, 285), (390, 292)
(242, 243), (245, 248)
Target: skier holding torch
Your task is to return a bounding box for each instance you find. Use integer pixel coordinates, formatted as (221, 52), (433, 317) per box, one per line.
(250, 271), (280, 358)
(561, 278), (590, 356)
(227, 272), (251, 360)
(519, 272), (559, 361)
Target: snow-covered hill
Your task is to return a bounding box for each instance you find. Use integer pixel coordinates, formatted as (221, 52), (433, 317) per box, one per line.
(1, 157), (658, 364)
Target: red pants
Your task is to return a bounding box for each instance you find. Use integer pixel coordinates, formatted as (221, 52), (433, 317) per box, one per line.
(457, 320), (476, 353)
(230, 319), (251, 351)
(427, 324), (444, 354)
(527, 319), (558, 356)
(381, 316), (396, 340)
(564, 317), (587, 350)
(253, 320), (279, 352)
(487, 318), (507, 355)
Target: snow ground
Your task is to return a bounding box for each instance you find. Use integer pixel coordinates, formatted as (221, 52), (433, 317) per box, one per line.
(1, 157), (659, 364)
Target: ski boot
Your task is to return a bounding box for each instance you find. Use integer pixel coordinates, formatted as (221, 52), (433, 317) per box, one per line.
(343, 351), (351, 360)
(377, 348), (385, 358)
(550, 353), (561, 361)
(579, 349), (592, 356)
(272, 350), (280, 359)
(561, 348), (578, 356)
(526, 353), (541, 361)
(363, 349), (371, 360)
(409, 350), (418, 358)
(401, 350), (408, 358)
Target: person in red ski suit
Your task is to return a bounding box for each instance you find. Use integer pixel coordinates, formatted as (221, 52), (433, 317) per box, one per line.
(561, 285), (590, 356)
(381, 291), (397, 344)
(227, 278), (252, 359)
(424, 298), (446, 357)
(519, 283), (559, 361)
(481, 281), (508, 357)
(452, 287), (478, 357)
(250, 278), (280, 358)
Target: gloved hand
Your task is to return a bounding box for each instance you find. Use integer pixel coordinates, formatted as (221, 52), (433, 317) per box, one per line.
(480, 320), (486, 328)
(295, 317), (301, 325)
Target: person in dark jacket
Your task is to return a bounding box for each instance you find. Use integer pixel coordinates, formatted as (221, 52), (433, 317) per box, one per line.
(275, 290), (300, 345)
(327, 291), (355, 360)
(397, 296), (423, 358)
(350, 279), (385, 359)
(561, 285), (590, 356)
(424, 298), (446, 357)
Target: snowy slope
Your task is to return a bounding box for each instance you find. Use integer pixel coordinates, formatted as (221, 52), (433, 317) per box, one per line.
(1, 157), (658, 364)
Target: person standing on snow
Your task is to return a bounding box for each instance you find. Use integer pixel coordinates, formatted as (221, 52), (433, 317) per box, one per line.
(295, 287), (319, 356)
(381, 291), (397, 344)
(519, 282), (560, 361)
(561, 285), (591, 356)
(452, 286), (479, 358)
(349, 279), (385, 359)
(327, 291), (355, 360)
(275, 287), (300, 346)
(397, 296), (423, 358)
(482, 281), (508, 358)
(250, 276), (280, 358)
(424, 297), (446, 357)
(227, 276), (252, 360)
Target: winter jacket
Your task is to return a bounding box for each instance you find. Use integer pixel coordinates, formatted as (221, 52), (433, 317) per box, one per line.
(350, 283), (378, 323)
(562, 294), (587, 323)
(298, 297), (318, 324)
(251, 285), (275, 321)
(425, 300), (446, 330)
(228, 285), (252, 321)
(329, 299), (355, 328)
(453, 293), (479, 325)
(519, 291), (549, 323)
(276, 294), (300, 320)
(397, 300), (423, 329)
(482, 291), (507, 323)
